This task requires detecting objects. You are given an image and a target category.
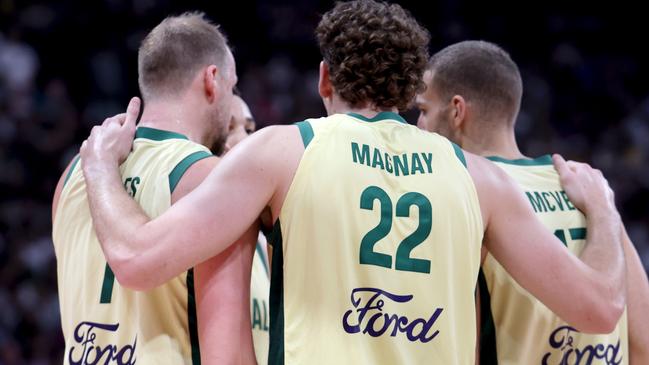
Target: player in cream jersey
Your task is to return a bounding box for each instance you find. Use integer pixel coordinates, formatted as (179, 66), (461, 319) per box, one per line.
(52, 13), (260, 365)
(483, 155), (628, 364)
(270, 112), (483, 364)
(53, 128), (212, 364)
(415, 40), (649, 364)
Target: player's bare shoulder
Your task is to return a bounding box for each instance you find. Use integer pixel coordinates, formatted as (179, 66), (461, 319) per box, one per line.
(462, 151), (516, 225)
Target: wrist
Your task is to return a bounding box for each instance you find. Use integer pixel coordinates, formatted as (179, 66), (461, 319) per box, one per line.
(586, 202), (621, 225)
(81, 156), (120, 180)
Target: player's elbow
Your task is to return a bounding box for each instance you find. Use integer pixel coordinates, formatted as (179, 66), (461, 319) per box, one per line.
(112, 264), (156, 291)
(105, 243), (159, 291)
(574, 292), (625, 334)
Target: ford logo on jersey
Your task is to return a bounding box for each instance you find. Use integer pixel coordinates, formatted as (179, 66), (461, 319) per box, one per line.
(342, 287), (443, 343)
(68, 321), (136, 365)
(542, 325), (622, 365)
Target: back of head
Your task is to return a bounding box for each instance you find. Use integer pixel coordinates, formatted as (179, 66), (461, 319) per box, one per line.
(138, 11), (229, 101)
(428, 40), (523, 125)
(315, 0), (430, 111)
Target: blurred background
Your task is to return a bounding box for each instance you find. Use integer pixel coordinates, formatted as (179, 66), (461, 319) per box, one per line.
(1, 0), (648, 363)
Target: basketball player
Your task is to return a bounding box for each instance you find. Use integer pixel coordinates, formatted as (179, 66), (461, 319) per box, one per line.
(51, 13), (257, 364)
(414, 40), (649, 364)
(227, 94), (271, 365)
(79, 1), (627, 364)
(225, 94), (256, 153)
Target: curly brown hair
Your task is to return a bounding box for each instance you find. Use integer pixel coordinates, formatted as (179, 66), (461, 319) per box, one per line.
(315, 0), (430, 111)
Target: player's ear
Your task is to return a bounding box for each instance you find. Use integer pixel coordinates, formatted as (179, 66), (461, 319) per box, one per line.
(203, 65), (219, 102)
(318, 61), (333, 99)
(450, 95), (467, 131)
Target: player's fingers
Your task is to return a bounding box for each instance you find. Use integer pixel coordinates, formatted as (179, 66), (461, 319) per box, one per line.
(123, 97), (141, 132)
(566, 160), (581, 172)
(89, 125), (99, 138)
(552, 154), (571, 178)
(102, 114), (126, 127)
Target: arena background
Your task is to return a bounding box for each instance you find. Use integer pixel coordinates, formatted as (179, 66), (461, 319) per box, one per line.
(1, 0), (648, 362)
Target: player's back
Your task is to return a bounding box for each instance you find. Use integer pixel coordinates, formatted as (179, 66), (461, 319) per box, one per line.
(480, 155), (629, 364)
(269, 112), (484, 364)
(52, 127), (212, 365)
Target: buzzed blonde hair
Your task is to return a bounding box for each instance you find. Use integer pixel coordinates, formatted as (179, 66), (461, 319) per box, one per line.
(138, 11), (230, 100)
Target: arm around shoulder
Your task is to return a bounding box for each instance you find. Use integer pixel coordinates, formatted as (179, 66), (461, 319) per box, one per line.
(467, 153), (625, 333)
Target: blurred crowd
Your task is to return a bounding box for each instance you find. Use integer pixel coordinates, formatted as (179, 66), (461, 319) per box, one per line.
(0, 0), (647, 363)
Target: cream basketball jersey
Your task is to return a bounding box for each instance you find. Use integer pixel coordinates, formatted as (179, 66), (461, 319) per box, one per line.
(479, 155), (628, 365)
(251, 236), (270, 365)
(53, 127), (212, 365)
(267, 112), (484, 365)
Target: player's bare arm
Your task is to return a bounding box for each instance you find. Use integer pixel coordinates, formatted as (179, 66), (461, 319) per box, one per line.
(80, 97), (303, 289)
(468, 152), (625, 333)
(171, 156), (258, 365)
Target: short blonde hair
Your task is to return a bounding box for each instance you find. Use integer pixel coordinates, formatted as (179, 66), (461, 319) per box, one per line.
(137, 11), (229, 100)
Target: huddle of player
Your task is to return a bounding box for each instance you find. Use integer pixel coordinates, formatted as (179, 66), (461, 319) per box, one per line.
(52, 1), (649, 364)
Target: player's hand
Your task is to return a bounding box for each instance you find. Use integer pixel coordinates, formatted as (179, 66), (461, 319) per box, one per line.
(553, 154), (616, 215)
(80, 97), (140, 172)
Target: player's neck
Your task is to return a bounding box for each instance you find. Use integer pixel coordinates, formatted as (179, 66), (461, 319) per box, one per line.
(462, 129), (526, 160)
(138, 100), (211, 147)
(326, 95), (398, 117)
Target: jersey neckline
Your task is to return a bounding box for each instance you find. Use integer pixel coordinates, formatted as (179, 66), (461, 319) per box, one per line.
(135, 126), (189, 141)
(486, 154), (553, 166)
(347, 111), (407, 124)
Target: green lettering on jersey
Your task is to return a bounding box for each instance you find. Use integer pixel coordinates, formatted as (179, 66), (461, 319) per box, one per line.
(526, 191), (547, 213)
(561, 191), (576, 210)
(384, 153), (394, 173)
(351, 142), (371, 166)
(550, 191), (565, 210)
(252, 298), (263, 330)
(123, 176), (141, 198)
(394, 154), (410, 177)
(422, 153), (433, 173)
(263, 300), (269, 331)
(372, 148), (385, 170)
(542, 192), (556, 211)
(411, 153), (425, 175)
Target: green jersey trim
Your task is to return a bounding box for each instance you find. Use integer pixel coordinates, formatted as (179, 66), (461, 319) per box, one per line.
(268, 220), (285, 365)
(62, 155), (81, 188)
(295, 121), (314, 148)
(135, 126), (189, 141)
(451, 142), (467, 168)
(347, 111), (407, 124)
(256, 241), (270, 275)
(187, 269), (201, 364)
(478, 269), (498, 364)
(486, 154), (553, 166)
(168, 151), (213, 193)
(99, 264), (116, 304)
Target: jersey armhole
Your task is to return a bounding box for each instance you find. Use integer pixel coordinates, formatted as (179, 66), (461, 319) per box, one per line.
(167, 149), (212, 365)
(478, 268), (498, 364)
(168, 150), (213, 193)
(451, 142), (467, 168)
(295, 121), (314, 148)
(62, 155), (81, 188)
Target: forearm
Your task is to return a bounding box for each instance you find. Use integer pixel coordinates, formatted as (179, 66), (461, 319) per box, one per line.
(578, 208), (626, 323)
(196, 227), (258, 365)
(84, 161), (152, 286)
